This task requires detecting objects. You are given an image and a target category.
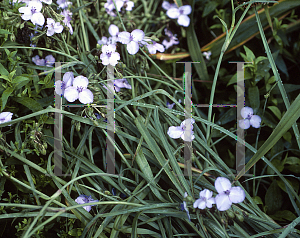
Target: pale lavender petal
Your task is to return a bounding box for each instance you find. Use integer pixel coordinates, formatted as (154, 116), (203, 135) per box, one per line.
(179, 5), (192, 15)
(239, 119), (250, 129)
(55, 80), (63, 95)
(178, 15), (190, 27)
(31, 12), (45, 26)
(250, 115), (261, 128)
(63, 72), (74, 87)
(200, 189), (213, 199)
(215, 194), (232, 211)
(73, 76), (89, 88)
(181, 131), (195, 141)
(131, 29), (144, 42)
(79, 89), (93, 104)
(54, 22), (64, 33)
(193, 198), (201, 208)
(109, 24), (119, 36)
(127, 41), (139, 55)
(162, 1), (171, 10)
(241, 106), (253, 119)
(64, 86), (79, 102)
(197, 199), (207, 209)
(45, 55), (55, 66)
(167, 126), (183, 139)
(126, 1), (134, 10)
(206, 198), (215, 208)
(167, 8), (180, 19)
(215, 177), (231, 194)
(109, 52), (120, 66)
(118, 31), (131, 44)
(229, 187), (246, 203)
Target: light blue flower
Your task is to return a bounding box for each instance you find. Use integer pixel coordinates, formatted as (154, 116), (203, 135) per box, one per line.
(239, 106), (261, 129)
(0, 112), (13, 126)
(64, 76), (93, 104)
(193, 189), (215, 209)
(75, 194), (98, 212)
(167, 118), (195, 141)
(118, 29), (145, 55)
(214, 177), (245, 211)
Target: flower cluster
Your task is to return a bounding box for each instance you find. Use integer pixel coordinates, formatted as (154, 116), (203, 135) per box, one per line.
(0, 112), (13, 125)
(181, 177), (245, 219)
(239, 106), (261, 129)
(193, 177), (246, 211)
(167, 118), (195, 142)
(162, 1), (192, 27)
(17, 0), (73, 35)
(104, 0), (134, 17)
(55, 72), (94, 104)
(32, 54), (55, 67)
(75, 194), (98, 212)
(98, 24), (164, 66)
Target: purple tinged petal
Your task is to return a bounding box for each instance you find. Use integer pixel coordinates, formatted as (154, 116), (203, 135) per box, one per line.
(126, 1), (134, 10)
(200, 189), (213, 199)
(206, 198), (215, 208)
(79, 89), (93, 104)
(0, 112), (13, 124)
(167, 126), (183, 139)
(73, 76), (89, 88)
(229, 187), (246, 203)
(109, 24), (119, 37)
(63, 72), (74, 87)
(64, 86), (79, 102)
(239, 119), (250, 129)
(109, 52), (120, 66)
(215, 194), (232, 211)
(131, 29), (144, 42)
(179, 5), (192, 15)
(127, 41), (139, 55)
(197, 199), (207, 209)
(250, 115), (261, 128)
(162, 1), (171, 10)
(31, 12), (45, 26)
(178, 15), (190, 27)
(45, 55), (55, 66)
(215, 177), (232, 194)
(167, 8), (180, 19)
(118, 31), (131, 44)
(241, 106), (253, 119)
(181, 131), (195, 142)
(167, 102), (175, 109)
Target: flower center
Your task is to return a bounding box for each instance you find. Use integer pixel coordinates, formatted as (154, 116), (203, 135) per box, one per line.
(31, 7), (37, 14)
(224, 190), (230, 195)
(129, 35), (134, 41)
(77, 86), (84, 93)
(106, 52), (112, 57)
(179, 9), (184, 14)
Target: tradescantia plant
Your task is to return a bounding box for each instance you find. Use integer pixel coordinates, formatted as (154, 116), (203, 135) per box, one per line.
(0, 0), (300, 237)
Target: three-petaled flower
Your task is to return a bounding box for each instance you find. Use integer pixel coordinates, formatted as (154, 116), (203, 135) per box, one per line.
(166, 4), (192, 27)
(167, 118), (195, 142)
(214, 177), (246, 211)
(63, 76), (94, 104)
(100, 44), (120, 66)
(238, 106), (261, 129)
(75, 194), (98, 212)
(118, 29), (145, 55)
(55, 71), (74, 96)
(46, 18), (64, 36)
(193, 189), (216, 209)
(145, 40), (165, 54)
(19, 1), (45, 26)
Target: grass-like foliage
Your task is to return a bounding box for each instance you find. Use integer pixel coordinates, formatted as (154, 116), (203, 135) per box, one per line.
(0, 0), (300, 237)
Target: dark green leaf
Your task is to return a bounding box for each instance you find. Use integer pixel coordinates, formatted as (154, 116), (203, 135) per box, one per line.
(265, 180), (283, 214)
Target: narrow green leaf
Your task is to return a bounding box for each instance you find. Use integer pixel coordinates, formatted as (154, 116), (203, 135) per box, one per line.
(0, 63), (9, 76)
(12, 97), (43, 112)
(1, 87), (13, 111)
(267, 106), (281, 120)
